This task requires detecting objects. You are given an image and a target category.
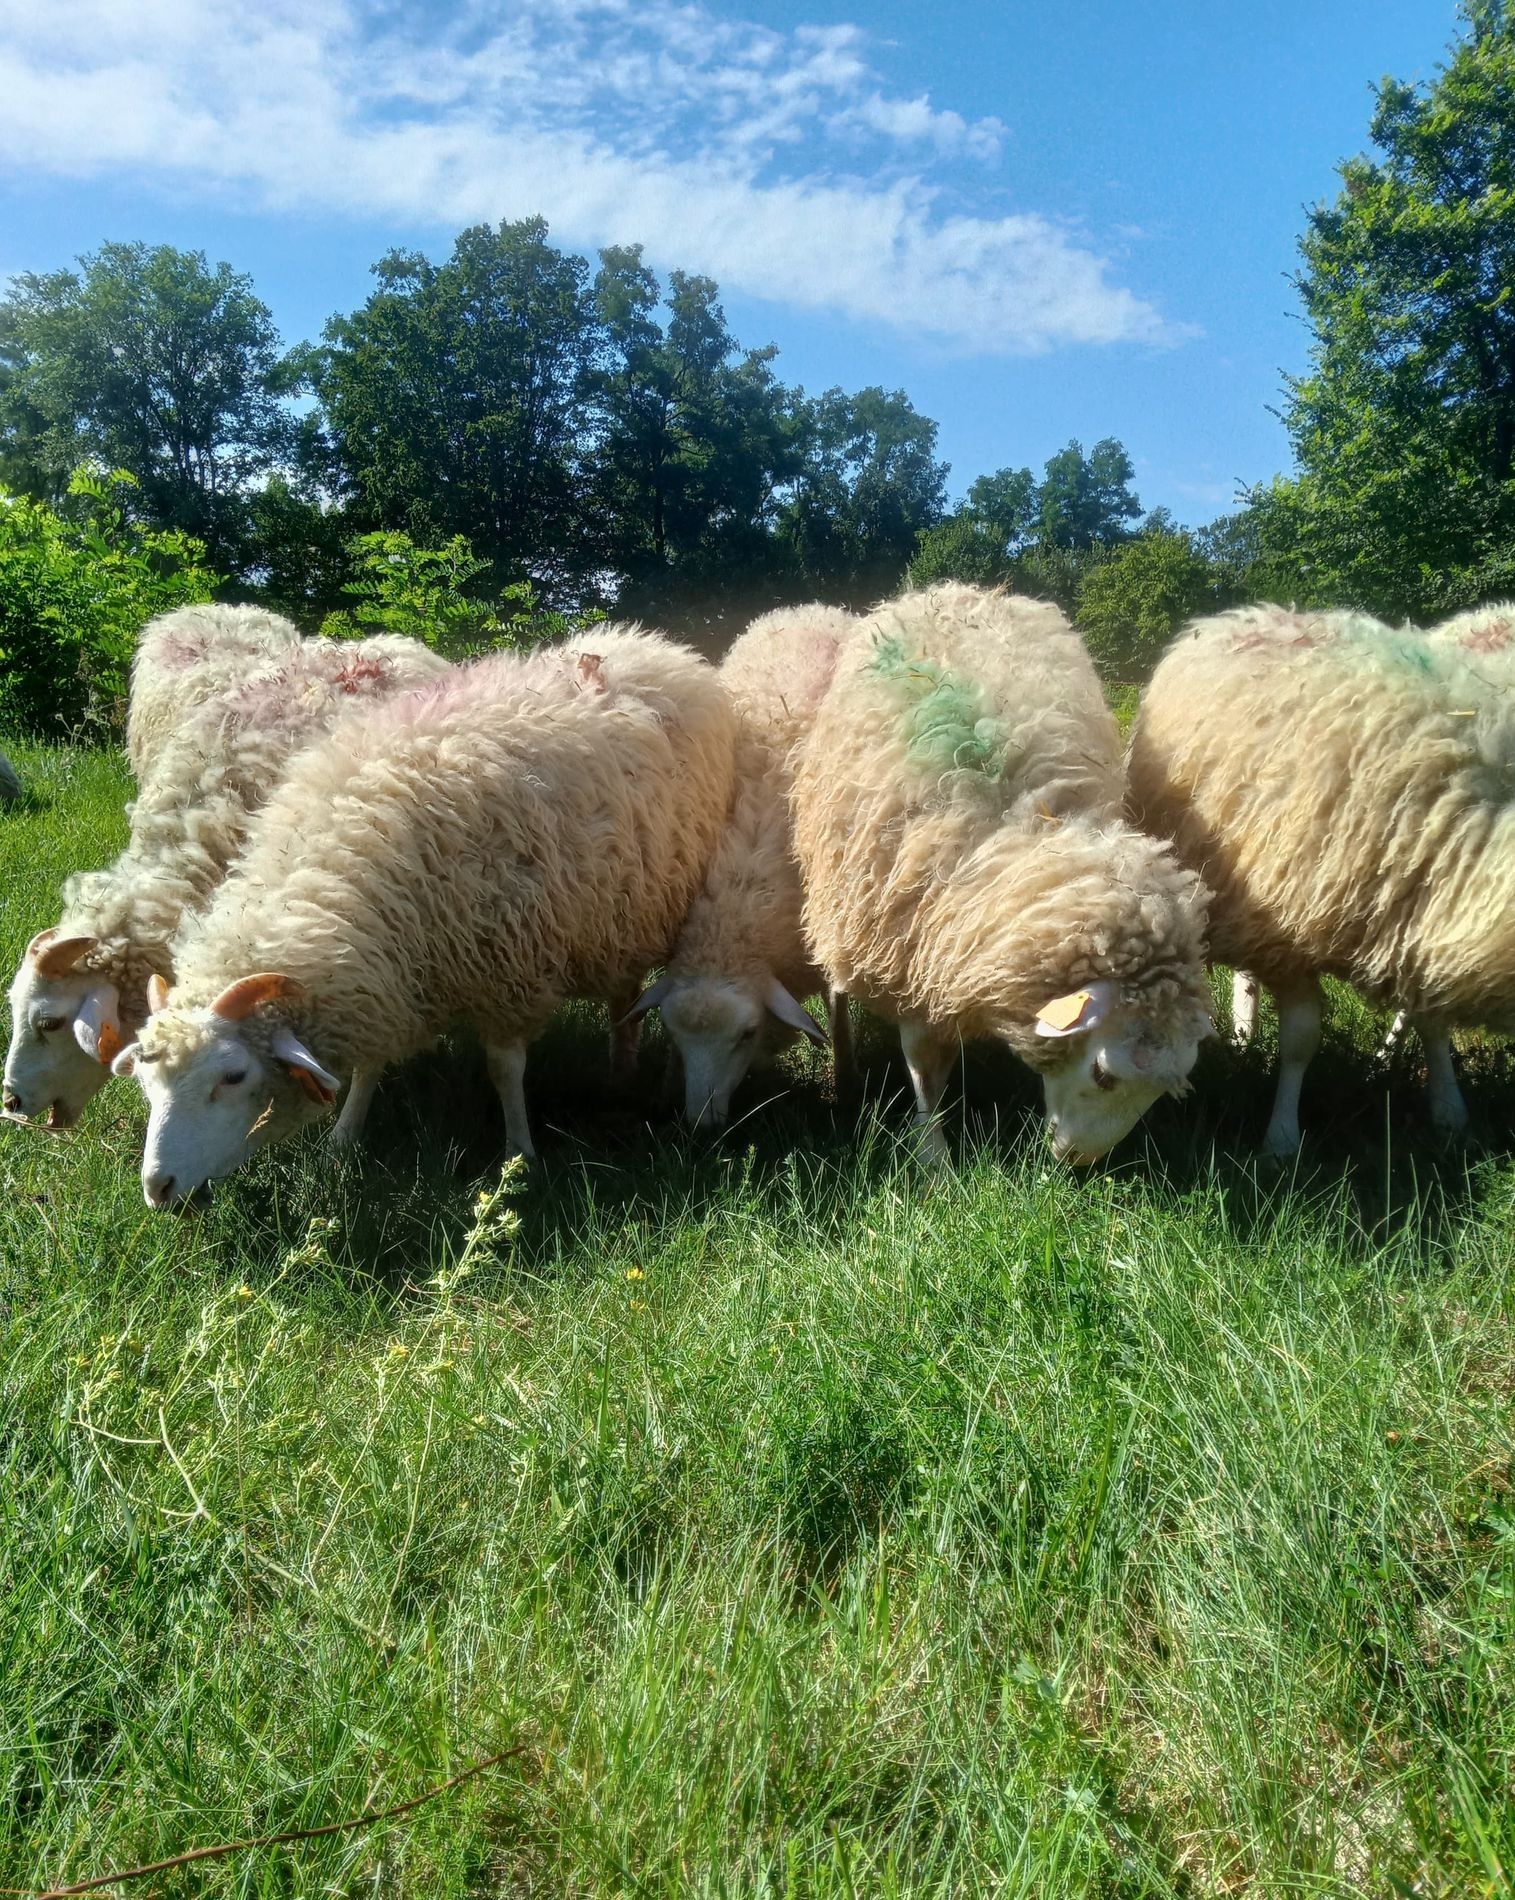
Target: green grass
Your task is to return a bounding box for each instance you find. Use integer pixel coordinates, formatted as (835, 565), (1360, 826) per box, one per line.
(1, 739), (1512, 1898)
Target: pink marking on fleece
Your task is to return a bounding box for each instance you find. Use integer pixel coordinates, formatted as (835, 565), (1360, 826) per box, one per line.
(333, 656), (389, 693)
(153, 631), (210, 670)
(1461, 621), (1513, 653)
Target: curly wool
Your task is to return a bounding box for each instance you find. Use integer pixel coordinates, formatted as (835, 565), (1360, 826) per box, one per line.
(153, 628), (737, 1113)
(1126, 603), (1515, 1021)
(792, 583), (1210, 1073)
(54, 634), (448, 1036)
(669, 603), (852, 993)
(126, 604), (303, 783)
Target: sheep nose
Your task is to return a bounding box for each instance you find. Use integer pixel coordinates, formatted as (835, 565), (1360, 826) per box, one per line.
(145, 1171), (178, 1207)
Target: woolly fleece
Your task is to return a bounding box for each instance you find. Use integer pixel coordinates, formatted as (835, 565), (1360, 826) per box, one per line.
(792, 583), (1210, 1075)
(126, 604), (302, 783)
(144, 628), (737, 1139)
(1126, 603), (1515, 1022)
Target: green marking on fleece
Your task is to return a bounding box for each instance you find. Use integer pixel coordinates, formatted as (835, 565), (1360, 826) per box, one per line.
(871, 636), (1011, 780)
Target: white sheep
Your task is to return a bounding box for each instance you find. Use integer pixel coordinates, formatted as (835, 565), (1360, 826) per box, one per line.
(791, 583), (1213, 1163)
(113, 628), (738, 1205)
(1126, 602), (1515, 1153)
(626, 603), (855, 1128)
(126, 603), (302, 782)
(3, 635), (448, 1130)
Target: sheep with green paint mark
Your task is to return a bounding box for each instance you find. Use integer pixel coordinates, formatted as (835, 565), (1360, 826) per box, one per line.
(1129, 602), (1515, 1154)
(792, 583), (1212, 1164)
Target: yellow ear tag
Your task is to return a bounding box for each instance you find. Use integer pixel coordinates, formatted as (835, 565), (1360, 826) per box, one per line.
(1036, 990), (1094, 1032)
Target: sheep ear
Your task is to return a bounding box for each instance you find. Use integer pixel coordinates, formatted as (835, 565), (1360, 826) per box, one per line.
(764, 977), (828, 1046)
(72, 984), (122, 1064)
(32, 932), (96, 978)
(210, 973), (302, 1021)
(147, 973), (171, 1015)
(270, 1025), (340, 1104)
(1034, 989), (1101, 1039)
(622, 977), (670, 1022)
(111, 1042), (140, 1078)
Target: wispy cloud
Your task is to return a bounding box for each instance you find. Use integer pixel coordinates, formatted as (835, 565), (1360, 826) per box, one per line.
(0, 0), (1188, 354)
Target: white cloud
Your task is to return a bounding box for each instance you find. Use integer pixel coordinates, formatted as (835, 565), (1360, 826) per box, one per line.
(0, 0), (1187, 354)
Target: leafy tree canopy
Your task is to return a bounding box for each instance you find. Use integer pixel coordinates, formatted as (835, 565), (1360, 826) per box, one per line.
(1254, 1), (1515, 618)
(0, 243), (297, 572)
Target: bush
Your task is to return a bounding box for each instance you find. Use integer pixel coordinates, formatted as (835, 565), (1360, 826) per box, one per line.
(319, 530), (580, 657)
(0, 470), (218, 739)
(1075, 529), (1227, 680)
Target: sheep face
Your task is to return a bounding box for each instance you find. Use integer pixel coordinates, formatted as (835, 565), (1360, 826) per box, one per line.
(635, 973), (827, 1129)
(1033, 982), (1206, 1165)
(114, 980), (340, 1206)
(3, 935), (122, 1129)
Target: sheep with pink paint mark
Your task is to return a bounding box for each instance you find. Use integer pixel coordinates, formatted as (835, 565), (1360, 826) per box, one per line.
(113, 627), (737, 1205)
(4, 634), (447, 1131)
(125, 603), (303, 784)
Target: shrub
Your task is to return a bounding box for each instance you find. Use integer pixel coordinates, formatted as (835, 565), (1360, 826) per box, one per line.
(0, 470), (218, 739)
(1076, 528), (1227, 680)
(319, 530), (580, 657)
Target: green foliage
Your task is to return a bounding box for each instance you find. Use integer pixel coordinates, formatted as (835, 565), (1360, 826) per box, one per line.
(1076, 528), (1233, 680)
(0, 471), (217, 738)
(2, 747), (1514, 1892)
(320, 530), (574, 656)
(316, 220), (598, 600)
(1256, 5), (1515, 618)
(0, 243), (299, 572)
(907, 513), (1017, 589)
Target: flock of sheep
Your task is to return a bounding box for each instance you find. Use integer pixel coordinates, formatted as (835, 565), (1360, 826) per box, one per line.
(5, 583), (1514, 1207)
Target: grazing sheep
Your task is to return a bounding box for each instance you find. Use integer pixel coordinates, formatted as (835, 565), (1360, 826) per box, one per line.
(791, 583), (1213, 1163)
(3, 635), (447, 1130)
(0, 753), (21, 807)
(114, 629), (737, 1205)
(126, 603), (302, 782)
(1126, 602), (1515, 1154)
(627, 603), (854, 1128)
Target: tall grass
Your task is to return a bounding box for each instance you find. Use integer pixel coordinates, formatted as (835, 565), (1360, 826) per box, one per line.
(1, 741), (1511, 1896)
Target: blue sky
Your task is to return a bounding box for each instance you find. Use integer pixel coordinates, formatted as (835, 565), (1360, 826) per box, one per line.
(0, 0), (1461, 523)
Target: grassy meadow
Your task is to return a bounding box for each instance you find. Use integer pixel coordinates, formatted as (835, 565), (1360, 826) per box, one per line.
(1, 739), (1513, 1897)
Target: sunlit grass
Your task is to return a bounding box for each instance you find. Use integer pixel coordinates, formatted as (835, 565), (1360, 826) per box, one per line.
(1, 742), (1512, 1896)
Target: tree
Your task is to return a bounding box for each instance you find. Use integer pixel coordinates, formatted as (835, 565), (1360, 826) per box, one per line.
(781, 387), (948, 601)
(1035, 438), (1143, 550)
(316, 220), (598, 601)
(589, 249), (803, 623)
(0, 243), (297, 570)
(1255, 3), (1515, 618)
(1076, 528), (1229, 679)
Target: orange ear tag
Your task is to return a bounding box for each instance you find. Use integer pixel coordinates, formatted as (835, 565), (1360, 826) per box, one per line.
(287, 1065), (337, 1106)
(1036, 990), (1094, 1032)
(95, 1021), (124, 1066)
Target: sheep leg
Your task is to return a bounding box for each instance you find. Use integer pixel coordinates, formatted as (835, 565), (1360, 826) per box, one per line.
(1260, 978), (1322, 1158)
(485, 1038), (536, 1161)
(328, 1065), (381, 1150)
(607, 980), (643, 1089)
(899, 1018), (953, 1164)
(1412, 1019), (1469, 1136)
(829, 989), (856, 1103)
(1231, 970), (1261, 1046)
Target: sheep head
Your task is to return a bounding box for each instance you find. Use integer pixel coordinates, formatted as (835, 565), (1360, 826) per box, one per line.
(627, 971), (826, 1129)
(3, 928), (124, 1129)
(1030, 980), (1212, 1165)
(113, 973), (342, 1207)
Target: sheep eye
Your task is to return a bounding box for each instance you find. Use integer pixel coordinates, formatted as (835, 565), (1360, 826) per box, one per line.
(222, 1070), (247, 1088)
(1091, 1057), (1118, 1093)
(36, 1016), (66, 1035)
(738, 1027), (758, 1044)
